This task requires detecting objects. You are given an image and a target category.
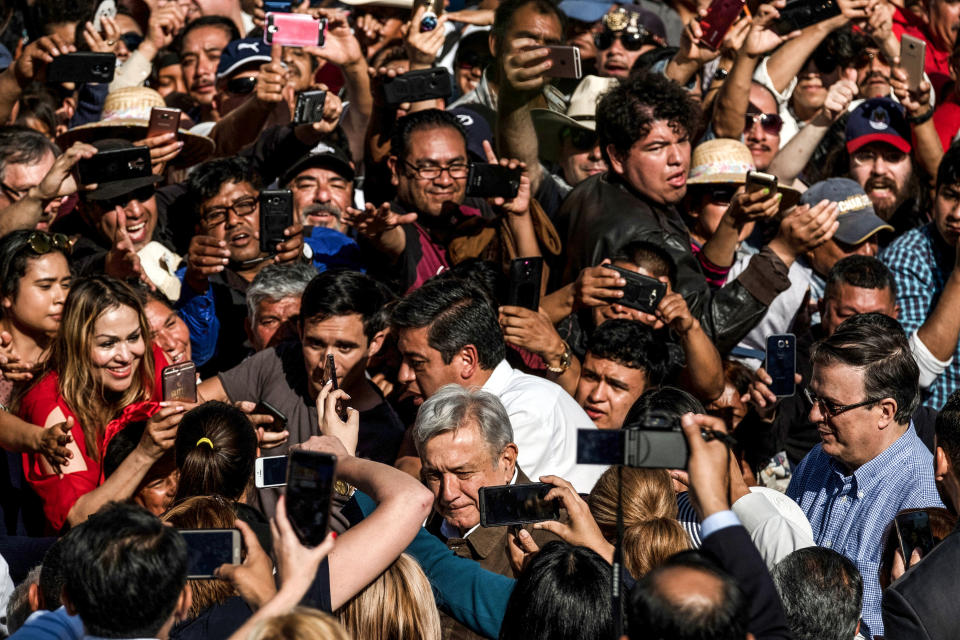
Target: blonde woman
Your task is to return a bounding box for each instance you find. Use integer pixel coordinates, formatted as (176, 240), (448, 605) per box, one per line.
(249, 608), (352, 640)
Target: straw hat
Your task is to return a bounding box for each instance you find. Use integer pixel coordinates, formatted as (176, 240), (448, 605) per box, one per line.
(531, 75), (619, 163)
(57, 87), (214, 167)
(687, 138), (800, 208)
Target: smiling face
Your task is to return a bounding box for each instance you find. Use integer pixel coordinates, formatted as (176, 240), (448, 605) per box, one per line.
(92, 192), (159, 253)
(3, 253), (71, 337)
(607, 119), (690, 205)
(199, 180), (261, 263)
(744, 85), (781, 171)
(392, 126), (468, 218)
(289, 166), (352, 231)
(575, 353), (648, 430)
(0, 152), (56, 211)
(90, 304), (147, 394)
(144, 299), (191, 364)
(793, 57), (840, 114)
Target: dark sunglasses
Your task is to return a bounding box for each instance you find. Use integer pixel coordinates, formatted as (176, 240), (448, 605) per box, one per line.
(855, 49), (892, 68)
(562, 126), (598, 150)
(456, 50), (492, 70)
(226, 75), (258, 96)
(121, 32), (143, 51)
(27, 231), (71, 255)
(100, 185), (156, 210)
(594, 30), (651, 52)
(745, 111), (784, 135)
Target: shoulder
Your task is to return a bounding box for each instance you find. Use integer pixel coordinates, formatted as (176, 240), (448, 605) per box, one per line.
(19, 371), (62, 420)
(882, 224), (937, 262)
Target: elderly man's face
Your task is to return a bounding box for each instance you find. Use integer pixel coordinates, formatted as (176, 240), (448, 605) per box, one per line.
(0, 152), (56, 211)
(289, 166), (352, 231)
(421, 419), (516, 533)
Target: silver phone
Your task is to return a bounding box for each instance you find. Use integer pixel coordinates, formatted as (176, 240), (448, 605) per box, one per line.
(255, 455), (288, 489)
(900, 34), (926, 92)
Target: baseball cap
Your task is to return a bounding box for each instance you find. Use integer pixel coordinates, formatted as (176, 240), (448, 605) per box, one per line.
(449, 103), (495, 161)
(217, 38), (271, 79)
(800, 177), (894, 245)
(558, 0), (614, 23)
(281, 140), (355, 186)
(845, 97), (912, 155)
(84, 139), (162, 202)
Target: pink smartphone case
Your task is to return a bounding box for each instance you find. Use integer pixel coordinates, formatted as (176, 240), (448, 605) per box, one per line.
(264, 12), (324, 47)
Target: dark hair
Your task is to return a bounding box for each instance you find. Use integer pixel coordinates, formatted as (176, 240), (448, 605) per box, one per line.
(391, 278), (506, 369)
(0, 229), (71, 301)
(438, 259), (507, 307)
(499, 541), (612, 640)
(177, 15), (240, 55)
(103, 420), (148, 478)
(810, 312), (919, 422)
(587, 319), (670, 386)
(936, 390), (960, 468)
(623, 386), (705, 430)
(491, 0), (564, 57)
(612, 239), (678, 287)
(38, 0), (94, 31)
(300, 269), (395, 339)
(596, 72), (701, 166)
(14, 84), (61, 138)
(61, 503), (187, 638)
(185, 156), (262, 218)
(938, 140), (960, 191)
(0, 125), (58, 181)
(628, 551), (748, 640)
(174, 401), (258, 503)
(390, 109), (467, 164)
(771, 547), (863, 640)
(811, 26), (859, 74)
(39, 532), (73, 611)
(824, 255), (897, 301)
(877, 507), (956, 589)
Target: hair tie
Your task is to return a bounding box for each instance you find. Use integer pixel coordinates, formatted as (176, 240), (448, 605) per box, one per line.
(196, 437), (214, 449)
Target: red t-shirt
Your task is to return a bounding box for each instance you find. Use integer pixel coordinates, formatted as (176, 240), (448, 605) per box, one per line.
(892, 6), (953, 104)
(20, 344), (168, 532)
(934, 91), (960, 150)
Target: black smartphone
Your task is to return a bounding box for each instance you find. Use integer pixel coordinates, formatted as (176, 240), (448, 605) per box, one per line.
(577, 426), (690, 468)
(77, 146), (152, 185)
(895, 511), (936, 569)
(179, 529), (241, 579)
(285, 449), (336, 547)
(255, 455), (288, 488)
(293, 89), (327, 124)
(382, 67), (453, 105)
(699, 0), (745, 50)
(607, 265), (667, 315)
(161, 361), (197, 403)
(326, 354), (347, 421)
(771, 0), (841, 35)
(745, 169), (778, 196)
(259, 189), (293, 254)
(465, 163), (522, 199)
(765, 333), (796, 397)
(46, 52), (116, 84)
(478, 483), (560, 527)
(506, 257), (542, 311)
(254, 400), (288, 432)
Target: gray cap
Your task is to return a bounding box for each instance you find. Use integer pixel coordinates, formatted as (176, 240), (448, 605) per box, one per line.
(799, 177), (894, 245)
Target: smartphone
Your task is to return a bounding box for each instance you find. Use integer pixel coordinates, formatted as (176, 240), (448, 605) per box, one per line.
(895, 511), (935, 569)
(576, 426), (690, 468)
(259, 189), (293, 253)
(253, 400), (288, 432)
(161, 361), (197, 403)
(607, 265), (667, 315)
(263, 0), (293, 11)
(293, 89), (327, 124)
(765, 333), (796, 397)
(92, 0), (117, 32)
(771, 0), (841, 35)
(506, 257), (543, 311)
(382, 67), (453, 105)
(326, 354), (347, 421)
(900, 34), (926, 92)
(147, 107), (181, 138)
(465, 163), (522, 199)
(285, 449), (336, 547)
(255, 455), (288, 488)
(46, 52), (117, 84)
(745, 169), (778, 195)
(414, 0), (443, 31)
(478, 483), (560, 527)
(179, 529), (241, 579)
(699, 0), (746, 50)
(543, 45), (582, 79)
(77, 146), (151, 185)
(263, 12), (326, 47)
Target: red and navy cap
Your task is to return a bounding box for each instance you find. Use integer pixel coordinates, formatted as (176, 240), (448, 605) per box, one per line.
(845, 97), (911, 154)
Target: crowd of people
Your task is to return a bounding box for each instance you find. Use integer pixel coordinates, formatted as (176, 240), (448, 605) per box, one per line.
(0, 0), (959, 637)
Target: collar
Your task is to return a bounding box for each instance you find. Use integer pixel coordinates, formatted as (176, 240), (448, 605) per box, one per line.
(480, 359), (513, 395)
(830, 422), (916, 491)
(438, 466), (521, 541)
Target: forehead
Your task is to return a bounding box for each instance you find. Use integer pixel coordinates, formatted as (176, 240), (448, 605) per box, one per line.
(583, 353), (648, 382)
(304, 312), (365, 338)
(295, 165), (351, 183)
(258, 296), (301, 315)
(207, 179), (257, 204)
(422, 420), (490, 462)
(407, 126), (467, 161)
(397, 326), (435, 354)
(748, 84), (777, 112)
(505, 3), (563, 39)
(182, 26), (230, 52)
(828, 282), (895, 309)
(144, 299), (172, 324)
(94, 304), (141, 332)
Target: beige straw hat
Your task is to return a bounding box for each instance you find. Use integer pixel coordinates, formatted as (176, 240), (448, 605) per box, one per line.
(687, 138), (800, 208)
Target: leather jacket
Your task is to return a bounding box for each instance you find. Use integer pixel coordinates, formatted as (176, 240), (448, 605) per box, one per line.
(553, 172), (792, 354)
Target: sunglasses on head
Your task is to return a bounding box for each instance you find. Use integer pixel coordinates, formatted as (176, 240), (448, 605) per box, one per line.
(26, 231), (71, 256)
(100, 184), (156, 210)
(226, 75), (257, 96)
(562, 126), (598, 150)
(594, 30), (651, 52)
(745, 111), (784, 135)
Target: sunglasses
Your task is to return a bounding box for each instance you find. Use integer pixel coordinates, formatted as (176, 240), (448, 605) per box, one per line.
(456, 50), (492, 70)
(226, 75), (257, 96)
(100, 185), (156, 210)
(855, 49), (892, 68)
(562, 126), (598, 150)
(27, 231), (71, 255)
(744, 111), (783, 135)
(594, 30), (652, 52)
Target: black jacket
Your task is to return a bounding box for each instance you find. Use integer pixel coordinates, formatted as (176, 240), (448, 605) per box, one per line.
(553, 173), (792, 354)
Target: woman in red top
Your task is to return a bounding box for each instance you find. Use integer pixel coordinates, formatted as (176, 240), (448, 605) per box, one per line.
(19, 275), (190, 532)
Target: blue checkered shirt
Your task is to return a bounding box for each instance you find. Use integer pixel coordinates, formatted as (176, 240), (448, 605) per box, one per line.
(880, 223), (960, 409)
(786, 424), (943, 638)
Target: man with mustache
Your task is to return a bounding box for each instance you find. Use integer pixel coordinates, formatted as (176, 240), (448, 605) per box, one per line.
(179, 16), (239, 123)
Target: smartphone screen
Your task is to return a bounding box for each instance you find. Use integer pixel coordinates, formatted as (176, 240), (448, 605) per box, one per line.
(254, 400), (287, 432)
(256, 455), (288, 488)
(179, 529), (241, 579)
(895, 511), (935, 567)
(576, 429), (622, 465)
(285, 450), (336, 547)
(479, 483), (560, 527)
(765, 334), (796, 397)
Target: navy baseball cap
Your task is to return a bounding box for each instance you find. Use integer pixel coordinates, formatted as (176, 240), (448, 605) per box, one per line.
(558, 0), (614, 23)
(217, 38), (271, 79)
(845, 97), (912, 155)
(449, 104), (495, 161)
(800, 177), (894, 245)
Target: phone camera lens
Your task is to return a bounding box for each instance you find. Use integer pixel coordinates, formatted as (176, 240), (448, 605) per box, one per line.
(778, 340), (785, 348)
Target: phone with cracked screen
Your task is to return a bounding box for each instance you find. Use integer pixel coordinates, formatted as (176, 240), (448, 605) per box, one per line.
(179, 529), (241, 579)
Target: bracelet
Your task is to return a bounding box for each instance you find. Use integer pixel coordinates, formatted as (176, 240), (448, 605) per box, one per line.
(907, 108), (934, 125)
(546, 341), (572, 374)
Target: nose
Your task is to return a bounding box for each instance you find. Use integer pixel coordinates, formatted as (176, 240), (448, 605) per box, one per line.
(155, 329), (175, 354)
(115, 341), (132, 363)
(398, 361), (415, 384)
(746, 119), (764, 140)
(588, 143), (603, 161)
(587, 381), (608, 404)
(198, 54), (216, 79)
(608, 36), (625, 54)
(440, 474), (459, 503)
(434, 168), (454, 187)
(855, 239), (879, 257)
(666, 143), (683, 166)
(808, 400), (825, 424)
(225, 207), (244, 228)
(314, 184), (331, 204)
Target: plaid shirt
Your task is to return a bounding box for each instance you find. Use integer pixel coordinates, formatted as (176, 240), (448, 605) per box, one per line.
(787, 425), (943, 638)
(880, 223), (960, 409)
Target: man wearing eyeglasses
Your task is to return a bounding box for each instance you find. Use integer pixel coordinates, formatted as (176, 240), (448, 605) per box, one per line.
(785, 312), (943, 640)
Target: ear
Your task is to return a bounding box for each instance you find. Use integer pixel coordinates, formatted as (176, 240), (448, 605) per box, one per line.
(499, 442), (518, 480)
(877, 397), (898, 430)
(175, 583), (192, 622)
(244, 316), (254, 344)
(28, 582), (41, 612)
(606, 144), (626, 176)
(894, 303), (901, 319)
(936, 445), (952, 482)
(457, 344), (481, 381)
(488, 30), (498, 58)
(366, 328), (388, 360)
(388, 155), (400, 187)
(1, 295), (12, 310)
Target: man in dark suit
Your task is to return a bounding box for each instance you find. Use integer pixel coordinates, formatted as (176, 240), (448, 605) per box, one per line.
(883, 390), (960, 640)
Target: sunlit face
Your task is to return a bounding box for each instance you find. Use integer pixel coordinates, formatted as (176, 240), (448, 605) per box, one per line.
(282, 47), (316, 91)
(155, 63), (187, 98)
(0, 152), (56, 211)
(855, 48), (893, 99)
(848, 143), (913, 221)
(596, 31), (656, 78)
(252, 296), (301, 352)
(134, 454), (178, 516)
(687, 186), (754, 245)
(181, 25), (230, 106)
(289, 166), (352, 231)
(558, 129), (606, 186)
(392, 127), (468, 218)
(396, 326), (464, 406)
(575, 354), (648, 430)
(793, 57), (840, 114)
(706, 381), (749, 430)
(455, 59), (484, 96)
(2, 253), (71, 336)
(91, 193), (158, 253)
(144, 299), (191, 364)
(199, 180), (261, 263)
(300, 313), (376, 398)
(929, 0), (960, 51)
(934, 182), (960, 246)
(90, 305), (146, 394)
(608, 120), (690, 205)
(744, 85), (781, 171)
(421, 419), (516, 533)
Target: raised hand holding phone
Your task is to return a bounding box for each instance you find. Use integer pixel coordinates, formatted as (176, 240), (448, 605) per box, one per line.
(317, 355), (357, 453)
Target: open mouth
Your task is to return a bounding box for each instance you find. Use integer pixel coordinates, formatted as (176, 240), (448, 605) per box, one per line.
(228, 230), (253, 247)
(107, 365), (132, 379)
(584, 406), (605, 420)
(667, 172), (686, 188)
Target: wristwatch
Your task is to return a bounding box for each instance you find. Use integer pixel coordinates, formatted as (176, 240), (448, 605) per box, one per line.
(546, 341), (572, 374)
(334, 480), (355, 498)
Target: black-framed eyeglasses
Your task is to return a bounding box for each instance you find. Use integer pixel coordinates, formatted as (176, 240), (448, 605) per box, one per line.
(403, 161), (469, 180)
(100, 185), (156, 211)
(594, 30), (652, 52)
(562, 126), (598, 150)
(745, 111), (784, 135)
(803, 387), (882, 417)
(202, 196), (258, 226)
(27, 231), (71, 255)
(226, 75), (258, 96)
(0, 179), (28, 203)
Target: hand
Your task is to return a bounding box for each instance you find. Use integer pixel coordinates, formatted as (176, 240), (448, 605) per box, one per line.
(233, 401), (289, 450)
(891, 66), (932, 118)
(271, 222), (304, 264)
(305, 88), (343, 135)
(33, 418), (74, 474)
(184, 235), (230, 293)
(656, 290), (698, 336)
(354, 13), (385, 51)
(14, 35), (75, 87)
(404, 5), (448, 68)
(30, 142), (95, 203)
(743, 1), (800, 58)
(533, 475), (614, 563)
(502, 37), (551, 94)
(103, 208), (156, 289)
(0, 331), (33, 382)
(818, 72), (858, 121)
(673, 413), (732, 519)
(143, 3), (186, 55)
(256, 44), (290, 106)
(719, 14), (751, 61)
(82, 20), (115, 54)
(316, 381), (359, 456)
(836, 0), (874, 24)
(299, 433), (350, 460)
(724, 185), (781, 229)
(479, 140), (531, 215)
(271, 494), (336, 590)
(342, 202), (417, 239)
(498, 305), (565, 361)
(770, 198), (840, 258)
(573, 260), (626, 309)
(302, 9), (364, 68)
(507, 527), (541, 576)
(891, 545), (924, 581)
(133, 132), (182, 175)
(251, 0), (266, 30)
(215, 518), (277, 610)
(138, 403), (190, 459)
(675, 12), (721, 65)
(740, 366), (802, 419)
(863, 0), (895, 49)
